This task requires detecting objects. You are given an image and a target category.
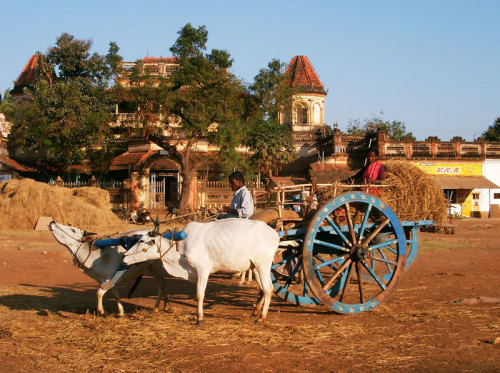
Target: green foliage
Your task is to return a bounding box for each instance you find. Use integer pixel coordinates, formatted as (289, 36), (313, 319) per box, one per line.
(10, 78), (113, 173)
(9, 34), (119, 175)
(246, 59), (296, 175)
(170, 23), (208, 59)
(0, 89), (14, 119)
(482, 117), (500, 141)
(249, 59), (292, 122)
(246, 119), (296, 175)
(346, 112), (415, 141)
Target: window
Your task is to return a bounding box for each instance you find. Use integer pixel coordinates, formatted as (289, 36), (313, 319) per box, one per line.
(472, 193), (480, 200)
(297, 105), (308, 124)
(494, 193), (500, 199)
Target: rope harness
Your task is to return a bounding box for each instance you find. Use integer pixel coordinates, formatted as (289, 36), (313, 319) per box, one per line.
(51, 224), (119, 269)
(158, 233), (177, 260)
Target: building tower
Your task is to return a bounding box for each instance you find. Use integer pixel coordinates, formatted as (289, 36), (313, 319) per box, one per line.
(281, 56), (327, 155)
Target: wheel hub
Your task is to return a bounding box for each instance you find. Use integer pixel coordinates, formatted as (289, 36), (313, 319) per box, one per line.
(351, 244), (369, 261)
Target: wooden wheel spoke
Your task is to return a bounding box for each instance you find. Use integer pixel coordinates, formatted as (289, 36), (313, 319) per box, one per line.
(361, 260), (387, 289)
(325, 215), (351, 247)
(271, 251), (299, 270)
(355, 262), (365, 303)
(303, 280), (311, 297)
(369, 238), (398, 251)
(283, 261), (302, 290)
(373, 247), (395, 272)
(315, 255), (345, 270)
(358, 203), (373, 241)
(370, 255), (398, 267)
(339, 263), (354, 302)
(361, 218), (390, 247)
(314, 255), (345, 271)
(313, 238), (349, 254)
(322, 257), (351, 291)
(344, 202), (357, 245)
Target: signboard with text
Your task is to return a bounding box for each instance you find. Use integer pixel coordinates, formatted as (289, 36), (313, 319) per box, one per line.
(412, 162), (482, 176)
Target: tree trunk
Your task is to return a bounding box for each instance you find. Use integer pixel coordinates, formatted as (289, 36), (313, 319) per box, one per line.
(178, 137), (196, 214)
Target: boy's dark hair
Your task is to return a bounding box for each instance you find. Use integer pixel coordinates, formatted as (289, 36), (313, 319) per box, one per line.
(228, 171), (245, 184)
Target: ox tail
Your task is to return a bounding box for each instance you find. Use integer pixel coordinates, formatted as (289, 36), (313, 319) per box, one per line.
(128, 275), (143, 298)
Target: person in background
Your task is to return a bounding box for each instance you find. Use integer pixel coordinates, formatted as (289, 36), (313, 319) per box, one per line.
(345, 149), (385, 196)
(220, 171), (255, 219)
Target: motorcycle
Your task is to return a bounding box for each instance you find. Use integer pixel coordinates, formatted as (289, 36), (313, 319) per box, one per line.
(122, 206), (152, 224)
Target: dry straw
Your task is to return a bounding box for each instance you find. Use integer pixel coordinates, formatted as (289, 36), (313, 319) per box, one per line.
(0, 178), (124, 231)
(318, 161), (447, 225)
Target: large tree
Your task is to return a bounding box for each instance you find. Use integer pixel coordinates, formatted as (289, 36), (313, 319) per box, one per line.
(246, 59), (296, 176)
(8, 34), (121, 178)
(159, 24), (247, 212)
(482, 117), (500, 141)
(346, 112), (415, 141)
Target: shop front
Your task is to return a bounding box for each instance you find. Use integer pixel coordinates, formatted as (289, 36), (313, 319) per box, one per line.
(412, 161), (499, 218)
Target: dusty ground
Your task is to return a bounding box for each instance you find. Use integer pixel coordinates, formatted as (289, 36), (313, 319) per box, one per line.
(0, 219), (499, 372)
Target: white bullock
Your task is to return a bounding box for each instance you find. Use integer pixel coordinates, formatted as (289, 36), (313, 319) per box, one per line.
(123, 218), (280, 324)
(49, 221), (168, 316)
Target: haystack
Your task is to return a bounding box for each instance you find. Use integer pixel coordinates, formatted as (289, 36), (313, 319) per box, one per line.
(381, 160), (447, 224)
(0, 178), (124, 231)
(319, 160), (447, 225)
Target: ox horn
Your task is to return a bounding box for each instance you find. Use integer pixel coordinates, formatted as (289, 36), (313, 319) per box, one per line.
(148, 216), (160, 237)
(83, 230), (97, 237)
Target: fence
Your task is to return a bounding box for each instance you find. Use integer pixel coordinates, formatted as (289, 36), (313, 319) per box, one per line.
(49, 180), (124, 189)
(197, 180), (266, 209)
(149, 178), (166, 211)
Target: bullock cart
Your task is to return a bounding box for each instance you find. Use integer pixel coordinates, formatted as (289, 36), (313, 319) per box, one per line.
(270, 188), (433, 314)
(89, 187), (432, 315)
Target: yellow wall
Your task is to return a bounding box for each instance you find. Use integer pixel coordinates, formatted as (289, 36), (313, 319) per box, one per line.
(412, 162), (484, 217)
(411, 162), (483, 176)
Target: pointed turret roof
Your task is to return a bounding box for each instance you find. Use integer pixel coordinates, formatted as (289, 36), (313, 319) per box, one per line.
(11, 54), (39, 94)
(285, 55), (326, 95)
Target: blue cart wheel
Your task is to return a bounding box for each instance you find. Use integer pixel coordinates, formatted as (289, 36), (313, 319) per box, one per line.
(271, 239), (321, 306)
(302, 192), (406, 314)
(405, 228), (419, 270)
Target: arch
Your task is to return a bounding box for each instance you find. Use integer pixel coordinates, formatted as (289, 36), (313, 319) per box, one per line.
(133, 151), (183, 210)
(136, 152), (182, 173)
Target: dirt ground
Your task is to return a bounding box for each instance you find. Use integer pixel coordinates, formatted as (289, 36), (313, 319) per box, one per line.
(0, 219), (499, 372)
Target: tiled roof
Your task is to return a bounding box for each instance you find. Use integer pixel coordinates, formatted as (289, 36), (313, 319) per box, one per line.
(12, 54), (39, 93)
(0, 156), (30, 172)
(109, 151), (150, 171)
(285, 56), (326, 95)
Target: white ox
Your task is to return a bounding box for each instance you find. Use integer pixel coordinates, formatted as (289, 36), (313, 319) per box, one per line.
(49, 221), (168, 316)
(123, 218), (280, 324)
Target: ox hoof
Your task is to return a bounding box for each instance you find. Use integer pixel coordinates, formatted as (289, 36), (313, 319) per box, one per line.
(195, 320), (204, 327)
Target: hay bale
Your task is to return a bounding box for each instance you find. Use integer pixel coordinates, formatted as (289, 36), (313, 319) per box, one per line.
(0, 178), (123, 231)
(382, 161), (447, 225)
(318, 161), (447, 225)
(72, 187), (110, 209)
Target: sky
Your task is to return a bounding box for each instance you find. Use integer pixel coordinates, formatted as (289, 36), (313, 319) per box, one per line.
(1, 0), (499, 141)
